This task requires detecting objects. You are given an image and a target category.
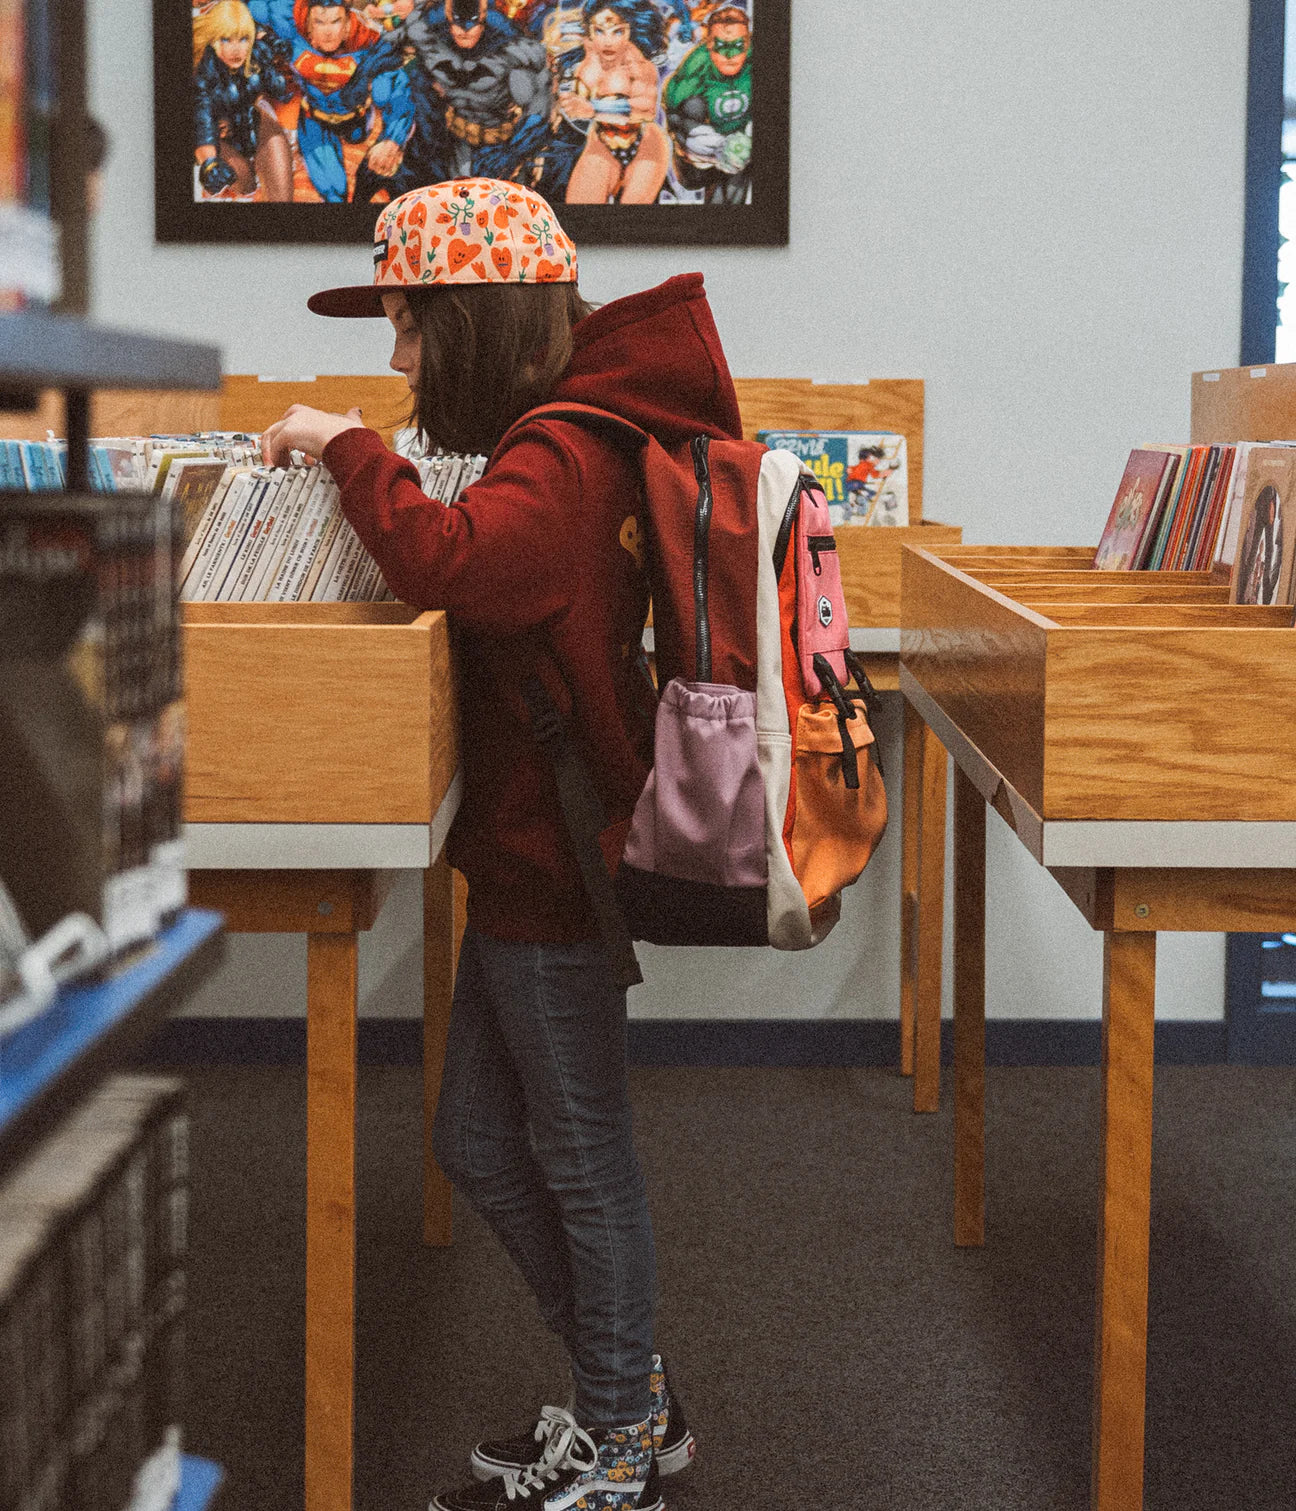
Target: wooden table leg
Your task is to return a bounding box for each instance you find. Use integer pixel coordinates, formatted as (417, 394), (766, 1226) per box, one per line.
(1092, 930), (1156, 1511)
(914, 721), (948, 1113)
(422, 855), (455, 1248)
(953, 765), (986, 1247)
(305, 931), (358, 1511)
(899, 699), (923, 1076)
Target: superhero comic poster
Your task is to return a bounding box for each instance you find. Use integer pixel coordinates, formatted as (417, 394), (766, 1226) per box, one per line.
(153, 0), (790, 245)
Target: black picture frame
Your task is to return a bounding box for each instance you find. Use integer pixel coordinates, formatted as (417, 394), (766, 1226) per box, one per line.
(1241, 0), (1285, 365)
(152, 0), (790, 248)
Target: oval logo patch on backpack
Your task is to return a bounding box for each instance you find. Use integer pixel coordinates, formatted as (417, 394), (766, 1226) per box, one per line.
(818, 595), (833, 627)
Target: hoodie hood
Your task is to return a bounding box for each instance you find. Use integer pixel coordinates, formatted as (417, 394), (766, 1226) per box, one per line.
(555, 273), (743, 450)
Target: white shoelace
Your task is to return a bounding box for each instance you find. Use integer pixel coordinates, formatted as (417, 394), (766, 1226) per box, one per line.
(502, 1408), (597, 1502)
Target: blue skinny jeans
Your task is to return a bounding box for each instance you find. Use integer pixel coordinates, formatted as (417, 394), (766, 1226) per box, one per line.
(430, 927), (656, 1427)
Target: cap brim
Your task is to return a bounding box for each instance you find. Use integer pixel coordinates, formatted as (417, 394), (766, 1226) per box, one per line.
(307, 284), (388, 318)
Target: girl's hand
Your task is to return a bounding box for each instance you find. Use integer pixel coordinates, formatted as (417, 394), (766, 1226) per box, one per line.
(261, 404), (365, 466)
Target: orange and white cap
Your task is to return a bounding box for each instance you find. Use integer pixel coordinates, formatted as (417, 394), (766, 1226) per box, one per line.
(308, 179), (579, 318)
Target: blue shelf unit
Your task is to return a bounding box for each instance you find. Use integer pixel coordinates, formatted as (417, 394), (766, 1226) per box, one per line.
(175, 1455), (224, 1510)
(1226, 931), (1296, 1064)
(0, 907), (225, 1178)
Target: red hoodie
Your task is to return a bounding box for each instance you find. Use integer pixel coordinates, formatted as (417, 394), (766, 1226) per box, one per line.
(322, 272), (744, 942)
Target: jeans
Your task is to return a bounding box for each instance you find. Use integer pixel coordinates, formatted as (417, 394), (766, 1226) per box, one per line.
(431, 927), (656, 1427)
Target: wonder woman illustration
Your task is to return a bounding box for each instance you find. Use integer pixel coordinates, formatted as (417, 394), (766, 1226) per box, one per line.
(192, 0), (296, 200)
(558, 0), (671, 203)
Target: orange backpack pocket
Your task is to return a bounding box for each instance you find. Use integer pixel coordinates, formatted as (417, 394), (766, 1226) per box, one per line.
(788, 702), (888, 911)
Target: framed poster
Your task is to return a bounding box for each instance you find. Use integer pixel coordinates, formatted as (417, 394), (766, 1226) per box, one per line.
(153, 1), (790, 246)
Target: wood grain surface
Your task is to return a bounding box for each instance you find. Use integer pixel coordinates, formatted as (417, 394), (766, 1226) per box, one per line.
(914, 721), (948, 1114)
(183, 606), (457, 824)
(0, 388), (221, 441)
(838, 524), (963, 625)
(995, 583), (1227, 604)
(223, 373), (413, 445)
(1106, 868), (1296, 932)
(953, 764), (986, 1247)
(902, 550), (1051, 813)
(1191, 362), (1296, 443)
(1043, 628), (1296, 819)
(305, 930), (359, 1511)
(899, 701), (923, 1077)
(733, 377), (925, 521)
(1092, 930), (1156, 1511)
(1020, 603), (1293, 628)
(187, 868), (397, 933)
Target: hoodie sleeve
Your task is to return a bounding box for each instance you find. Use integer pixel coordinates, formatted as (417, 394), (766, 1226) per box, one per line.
(322, 424), (577, 632)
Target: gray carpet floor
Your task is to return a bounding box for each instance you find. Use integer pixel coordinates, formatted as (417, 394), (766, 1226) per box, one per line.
(178, 1064), (1296, 1510)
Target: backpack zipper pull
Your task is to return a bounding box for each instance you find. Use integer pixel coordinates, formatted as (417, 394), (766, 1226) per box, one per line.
(807, 534), (835, 577)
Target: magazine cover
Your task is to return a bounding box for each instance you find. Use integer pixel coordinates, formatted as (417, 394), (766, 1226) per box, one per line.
(755, 430), (909, 528)
(1094, 448), (1176, 570)
(1230, 447), (1296, 605)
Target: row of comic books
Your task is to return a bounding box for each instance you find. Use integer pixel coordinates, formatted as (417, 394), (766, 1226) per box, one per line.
(1095, 441), (1296, 606)
(0, 489), (187, 997)
(0, 1074), (188, 1511)
(173, 443), (485, 604)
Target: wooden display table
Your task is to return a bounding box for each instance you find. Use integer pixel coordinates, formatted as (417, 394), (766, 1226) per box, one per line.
(900, 543), (1296, 1510)
(182, 600), (461, 1511)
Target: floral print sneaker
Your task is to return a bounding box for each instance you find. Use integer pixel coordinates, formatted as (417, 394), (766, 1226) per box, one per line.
(542, 1417), (657, 1511)
(648, 1355), (696, 1477)
(472, 1357), (694, 1484)
(436, 1410), (662, 1511)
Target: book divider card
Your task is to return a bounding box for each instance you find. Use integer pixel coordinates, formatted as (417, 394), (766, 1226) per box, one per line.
(898, 362), (1296, 1511)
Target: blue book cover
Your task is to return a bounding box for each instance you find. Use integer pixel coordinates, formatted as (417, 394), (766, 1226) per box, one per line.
(756, 430), (910, 527)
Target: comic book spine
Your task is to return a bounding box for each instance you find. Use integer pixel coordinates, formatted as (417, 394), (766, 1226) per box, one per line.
(182, 471), (252, 602)
(266, 470), (328, 602)
(219, 471), (281, 602)
(206, 474), (270, 603)
(276, 474), (334, 602)
(246, 464), (311, 601)
(175, 464), (237, 589)
(299, 488), (347, 601)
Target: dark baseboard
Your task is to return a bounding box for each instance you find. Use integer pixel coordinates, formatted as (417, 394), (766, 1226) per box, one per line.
(139, 1016), (1231, 1069)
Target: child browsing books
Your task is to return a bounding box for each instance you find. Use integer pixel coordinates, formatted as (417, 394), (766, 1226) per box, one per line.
(260, 179), (715, 1511)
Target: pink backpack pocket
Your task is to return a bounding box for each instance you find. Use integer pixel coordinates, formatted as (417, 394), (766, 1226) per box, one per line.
(794, 477), (849, 697)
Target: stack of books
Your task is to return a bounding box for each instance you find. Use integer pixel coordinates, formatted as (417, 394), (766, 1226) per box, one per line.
(1096, 441), (1296, 606)
(0, 488), (187, 991)
(0, 1074), (189, 1511)
(177, 442), (486, 605)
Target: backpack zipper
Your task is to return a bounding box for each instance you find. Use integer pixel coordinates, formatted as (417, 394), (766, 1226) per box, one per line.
(808, 534), (835, 576)
(772, 475), (803, 579)
(691, 435), (713, 682)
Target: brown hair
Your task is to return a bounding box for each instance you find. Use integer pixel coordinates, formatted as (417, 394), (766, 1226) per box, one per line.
(402, 281), (596, 458)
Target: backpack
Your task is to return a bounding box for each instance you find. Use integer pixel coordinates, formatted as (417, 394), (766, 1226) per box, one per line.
(504, 403), (888, 988)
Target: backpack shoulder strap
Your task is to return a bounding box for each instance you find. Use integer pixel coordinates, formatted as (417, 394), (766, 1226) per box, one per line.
(495, 401), (651, 457)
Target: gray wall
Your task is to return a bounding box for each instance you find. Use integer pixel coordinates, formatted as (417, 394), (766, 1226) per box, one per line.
(88, 0), (1251, 1023)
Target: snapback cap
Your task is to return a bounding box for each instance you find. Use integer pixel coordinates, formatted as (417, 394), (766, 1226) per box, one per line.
(308, 178), (579, 319)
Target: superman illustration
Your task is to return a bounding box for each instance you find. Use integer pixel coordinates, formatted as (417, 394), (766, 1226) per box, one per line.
(248, 0), (414, 201)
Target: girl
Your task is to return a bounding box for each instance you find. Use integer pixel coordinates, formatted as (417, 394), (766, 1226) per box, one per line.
(192, 0), (295, 201)
(260, 178), (745, 1510)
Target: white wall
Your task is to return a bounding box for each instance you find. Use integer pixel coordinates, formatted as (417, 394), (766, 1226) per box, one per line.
(89, 0), (1249, 1023)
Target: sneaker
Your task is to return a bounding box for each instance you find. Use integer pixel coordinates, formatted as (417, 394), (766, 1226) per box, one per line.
(472, 1357), (694, 1483)
(648, 1356), (696, 1477)
(433, 1411), (662, 1511)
